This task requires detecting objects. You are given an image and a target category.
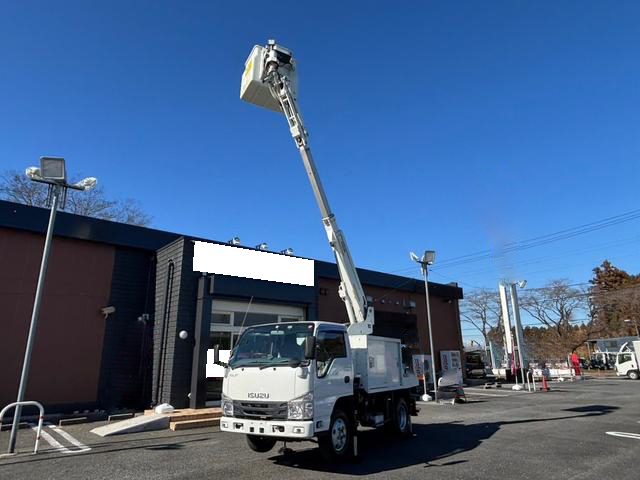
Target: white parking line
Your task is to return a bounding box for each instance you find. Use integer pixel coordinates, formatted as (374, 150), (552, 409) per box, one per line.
(48, 425), (91, 452)
(465, 392), (510, 397)
(29, 423), (91, 454)
(606, 431), (640, 440)
(30, 424), (73, 454)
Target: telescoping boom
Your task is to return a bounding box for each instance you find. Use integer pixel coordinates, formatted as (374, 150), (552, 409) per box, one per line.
(240, 40), (374, 335)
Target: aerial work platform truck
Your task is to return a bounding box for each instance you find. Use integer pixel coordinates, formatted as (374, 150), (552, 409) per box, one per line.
(219, 41), (419, 459)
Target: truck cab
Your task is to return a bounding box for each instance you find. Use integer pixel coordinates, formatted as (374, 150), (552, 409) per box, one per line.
(615, 340), (640, 380)
(220, 321), (418, 458)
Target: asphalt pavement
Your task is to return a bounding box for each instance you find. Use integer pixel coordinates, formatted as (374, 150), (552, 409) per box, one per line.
(1, 377), (639, 480)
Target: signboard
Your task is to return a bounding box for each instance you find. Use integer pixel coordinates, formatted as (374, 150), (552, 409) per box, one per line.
(440, 350), (463, 384)
(412, 354), (433, 385)
(193, 241), (314, 286)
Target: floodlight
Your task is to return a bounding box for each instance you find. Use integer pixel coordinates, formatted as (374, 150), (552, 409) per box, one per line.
(25, 166), (42, 180)
(228, 237), (241, 246)
(39, 156), (66, 183)
(256, 242), (269, 251)
(281, 248), (294, 256)
(518, 280), (527, 289)
(409, 252), (420, 263)
(423, 250), (436, 265)
(74, 177), (97, 191)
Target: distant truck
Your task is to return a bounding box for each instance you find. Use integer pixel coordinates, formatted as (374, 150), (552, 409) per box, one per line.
(615, 340), (640, 380)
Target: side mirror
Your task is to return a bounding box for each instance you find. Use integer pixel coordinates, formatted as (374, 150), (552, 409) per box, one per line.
(304, 336), (316, 359)
(214, 344), (220, 364)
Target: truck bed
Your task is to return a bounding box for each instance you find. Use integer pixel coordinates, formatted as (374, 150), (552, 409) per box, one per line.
(349, 335), (418, 393)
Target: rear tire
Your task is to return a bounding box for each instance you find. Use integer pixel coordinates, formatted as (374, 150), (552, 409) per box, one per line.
(319, 408), (353, 461)
(246, 435), (277, 453)
(386, 397), (411, 436)
(628, 370), (639, 380)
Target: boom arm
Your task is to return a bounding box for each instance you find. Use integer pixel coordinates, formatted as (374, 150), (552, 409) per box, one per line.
(256, 41), (374, 335)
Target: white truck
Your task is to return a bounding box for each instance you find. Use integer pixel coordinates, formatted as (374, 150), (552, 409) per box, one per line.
(615, 340), (640, 380)
(219, 41), (420, 459)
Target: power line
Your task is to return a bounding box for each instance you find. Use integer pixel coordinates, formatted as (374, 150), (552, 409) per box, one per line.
(432, 208), (640, 270)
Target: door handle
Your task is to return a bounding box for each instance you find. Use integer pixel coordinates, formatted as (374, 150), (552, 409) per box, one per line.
(344, 376), (350, 384)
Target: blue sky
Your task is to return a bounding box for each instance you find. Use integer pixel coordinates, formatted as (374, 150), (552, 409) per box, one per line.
(1, 2), (639, 340)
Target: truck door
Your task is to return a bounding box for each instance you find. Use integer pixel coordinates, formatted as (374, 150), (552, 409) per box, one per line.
(314, 329), (353, 432)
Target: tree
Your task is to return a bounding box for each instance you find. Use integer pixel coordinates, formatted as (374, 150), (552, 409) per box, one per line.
(520, 279), (604, 358)
(460, 289), (502, 346)
(589, 260), (640, 337)
(0, 169), (151, 226)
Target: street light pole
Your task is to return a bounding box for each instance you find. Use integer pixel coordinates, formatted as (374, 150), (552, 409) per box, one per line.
(7, 158), (96, 454)
(411, 251), (438, 403)
(7, 186), (60, 453)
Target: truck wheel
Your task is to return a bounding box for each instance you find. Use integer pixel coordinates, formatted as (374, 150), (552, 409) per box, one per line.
(387, 397), (411, 436)
(246, 435), (277, 453)
(629, 370), (640, 380)
(319, 409), (353, 460)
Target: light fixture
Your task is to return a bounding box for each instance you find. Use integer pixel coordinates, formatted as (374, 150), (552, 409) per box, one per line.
(424, 250), (436, 265)
(410, 250), (436, 266)
(256, 243), (268, 251)
(228, 237), (241, 246)
(25, 166), (42, 180)
(72, 177), (98, 191)
(518, 280), (527, 289)
(39, 156), (67, 183)
(280, 248), (294, 256)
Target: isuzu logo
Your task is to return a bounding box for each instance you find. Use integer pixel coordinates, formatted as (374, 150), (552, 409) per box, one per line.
(248, 392), (269, 399)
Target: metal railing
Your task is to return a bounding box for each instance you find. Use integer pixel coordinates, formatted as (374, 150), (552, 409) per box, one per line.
(1, 401), (44, 455)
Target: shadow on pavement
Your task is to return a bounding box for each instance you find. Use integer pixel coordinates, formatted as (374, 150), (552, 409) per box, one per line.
(270, 405), (619, 476)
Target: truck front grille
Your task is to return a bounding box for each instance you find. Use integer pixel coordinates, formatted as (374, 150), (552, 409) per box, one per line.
(233, 401), (288, 421)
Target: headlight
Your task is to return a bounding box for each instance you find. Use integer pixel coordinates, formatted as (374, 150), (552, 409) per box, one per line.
(221, 393), (234, 417)
(287, 392), (313, 420)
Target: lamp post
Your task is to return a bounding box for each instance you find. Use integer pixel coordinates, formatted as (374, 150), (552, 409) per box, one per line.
(410, 250), (438, 403)
(7, 157), (96, 454)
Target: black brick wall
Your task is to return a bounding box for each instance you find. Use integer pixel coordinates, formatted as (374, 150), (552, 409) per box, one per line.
(97, 247), (155, 411)
(152, 238), (199, 408)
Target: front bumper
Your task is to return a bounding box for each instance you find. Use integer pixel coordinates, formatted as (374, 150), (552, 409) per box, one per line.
(220, 416), (314, 439)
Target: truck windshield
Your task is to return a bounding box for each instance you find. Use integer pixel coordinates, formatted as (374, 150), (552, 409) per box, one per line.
(228, 322), (315, 369)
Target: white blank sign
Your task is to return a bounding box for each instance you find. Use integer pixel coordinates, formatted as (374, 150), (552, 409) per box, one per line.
(193, 241), (314, 286)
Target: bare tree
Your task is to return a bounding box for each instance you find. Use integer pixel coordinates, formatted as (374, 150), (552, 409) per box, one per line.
(460, 289), (502, 346)
(1, 169), (151, 226)
(519, 279), (585, 337)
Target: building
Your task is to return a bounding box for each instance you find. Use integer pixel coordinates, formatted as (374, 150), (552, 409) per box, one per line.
(0, 200), (463, 412)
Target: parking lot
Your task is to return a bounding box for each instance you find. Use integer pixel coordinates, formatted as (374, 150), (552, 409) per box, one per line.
(1, 378), (639, 480)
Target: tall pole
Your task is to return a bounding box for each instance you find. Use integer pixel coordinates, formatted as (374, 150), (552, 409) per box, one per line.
(8, 186), (60, 453)
(422, 266), (438, 403)
(509, 283), (529, 391)
(498, 284), (516, 385)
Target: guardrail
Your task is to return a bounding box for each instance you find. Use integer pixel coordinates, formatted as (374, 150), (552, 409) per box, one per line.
(0, 401), (44, 455)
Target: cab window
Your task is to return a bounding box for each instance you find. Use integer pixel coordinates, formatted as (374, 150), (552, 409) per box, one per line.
(316, 330), (346, 377)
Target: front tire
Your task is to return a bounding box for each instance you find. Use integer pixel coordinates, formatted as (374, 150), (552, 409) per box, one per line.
(246, 435), (277, 453)
(319, 408), (353, 460)
(628, 370), (639, 380)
